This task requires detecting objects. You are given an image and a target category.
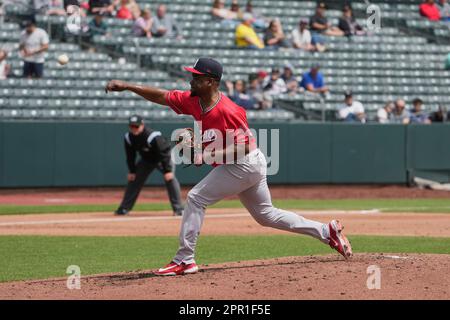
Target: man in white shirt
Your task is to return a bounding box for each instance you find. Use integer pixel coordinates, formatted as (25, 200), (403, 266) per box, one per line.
(151, 4), (182, 39)
(262, 68), (287, 97)
(438, 0), (450, 20)
(338, 90), (366, 123)
(377, 101), (394, 123)
(19, 20), (49, 78)
(291, 18), (315, 51)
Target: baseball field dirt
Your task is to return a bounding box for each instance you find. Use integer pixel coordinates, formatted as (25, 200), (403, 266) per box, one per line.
(1, 185), (450, 205)
(1, 186), (449, 300)
(0, 209), (449, 237)
(0, 253), (448, 300)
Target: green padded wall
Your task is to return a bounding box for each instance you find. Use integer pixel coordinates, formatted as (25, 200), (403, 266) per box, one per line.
(53, 123), (104, 186)
(407, 124), (450, 182)
(331, 124), (407, 183)
(2, 122), (55, 187)
(0, 121), (448, 187)
(287, 123), (332, 183)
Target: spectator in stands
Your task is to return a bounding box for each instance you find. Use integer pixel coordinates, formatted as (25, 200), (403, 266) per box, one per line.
(34, 0), (50, 14)
(248, 73), (273, 109)
(235, 13), (264, 49)
(66, 1), (88, 17)
(337, 91), (366, 123)
(151, 4), (182, 39)
(245, 0), (266, 29)
(281, 63), (298, 93)
(257, 70), (268, 83)
(338, 4), (365, 37)
(0, 2), (4, 24)
(409, 98), (431, 124)
(230, 0), (243, 19)
(132, 9), (153, 38)
(429, 104), (449, 122)
(377, 101), (394, 123)
(88, 13), (109, 36)
(19, 20), (49, 79)
(225, 79), (256, 110)
(420, 0), (441, 21)
(128, 0), (140, 19)
(291, 18), (320, 52)
(116, 0), (132, 20)
(116, 0), (140, 20)
(89, 0), (117, 16)
(392, 99), (410, 124)
(300, 64), (329, 94)
(46, 0), (67, 16)
(262, 68), (287, 97)
(264, 19), (289, 50)
(0, 49), (11, 80)
(438, 0), (450, 20)
(212, 0), (238, 26)
(89, 0), (114, 15)
(255, 70), (269, 92)
(64, 0), (81, 9)
(310, 2), (344, 38)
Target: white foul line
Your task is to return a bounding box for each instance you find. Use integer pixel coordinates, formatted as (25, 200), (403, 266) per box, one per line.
(0, 213), (251, 227)
(0, 210), (380, 227)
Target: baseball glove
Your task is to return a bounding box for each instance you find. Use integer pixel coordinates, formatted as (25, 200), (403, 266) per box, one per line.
(176, 128), (203, 166)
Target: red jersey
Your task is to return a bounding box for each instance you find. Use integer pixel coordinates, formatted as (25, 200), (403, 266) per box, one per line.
(165, 90), (257, 163)
(420, 3), (441, 20)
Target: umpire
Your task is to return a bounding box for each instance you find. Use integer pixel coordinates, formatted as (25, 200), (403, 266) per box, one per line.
(115, 115), (184, 216)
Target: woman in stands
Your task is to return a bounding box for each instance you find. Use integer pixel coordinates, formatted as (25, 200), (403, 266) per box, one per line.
(0, 50), (10, 80)
(211, 0), (238, 26)
(117, 0), (141, 20)
(132, 8), (153, 38)
(264, 19), (289, 50)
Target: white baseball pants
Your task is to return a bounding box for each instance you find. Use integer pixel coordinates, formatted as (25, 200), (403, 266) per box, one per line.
(173, 149), (330, 265)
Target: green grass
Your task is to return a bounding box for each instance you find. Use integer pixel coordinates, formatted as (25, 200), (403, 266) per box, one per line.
(1, 198), (450, 215)
(1, 235), (449, 282)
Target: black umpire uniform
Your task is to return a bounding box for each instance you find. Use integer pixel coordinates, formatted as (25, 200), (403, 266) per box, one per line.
(115, 115), (184, 216)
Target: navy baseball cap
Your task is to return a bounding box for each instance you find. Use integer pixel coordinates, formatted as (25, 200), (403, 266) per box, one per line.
(184, 57), (223, 80)
(128, 114), (143, 126)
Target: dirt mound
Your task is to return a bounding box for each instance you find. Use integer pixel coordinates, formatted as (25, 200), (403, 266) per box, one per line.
(1, 253), (448, 300)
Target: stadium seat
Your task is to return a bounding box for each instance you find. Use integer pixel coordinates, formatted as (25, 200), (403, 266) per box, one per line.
(1, 0), (449, 121)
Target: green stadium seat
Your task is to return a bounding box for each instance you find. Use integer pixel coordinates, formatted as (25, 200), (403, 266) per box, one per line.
(2, 0), (449, 121)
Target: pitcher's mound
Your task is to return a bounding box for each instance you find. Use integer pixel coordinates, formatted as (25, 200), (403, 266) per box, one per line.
(1, 253), (449, 299)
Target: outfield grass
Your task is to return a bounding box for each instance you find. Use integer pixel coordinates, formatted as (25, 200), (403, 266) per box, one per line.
(1, 198), (450, 215)
(1, 234), (449, 282)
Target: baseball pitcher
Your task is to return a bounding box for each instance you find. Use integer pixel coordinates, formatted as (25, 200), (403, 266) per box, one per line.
(105, 57), (352, 276)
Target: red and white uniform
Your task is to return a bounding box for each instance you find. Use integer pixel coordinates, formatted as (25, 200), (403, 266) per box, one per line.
(166, 90), (257, 160)
(164, 89), (330, 266)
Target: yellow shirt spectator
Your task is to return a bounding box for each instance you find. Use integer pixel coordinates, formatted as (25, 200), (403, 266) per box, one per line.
(235, 22), (264, 49)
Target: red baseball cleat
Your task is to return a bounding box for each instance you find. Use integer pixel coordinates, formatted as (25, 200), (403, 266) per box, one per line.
(154, 261), (199, 276)
(328, 220), (353, 259)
